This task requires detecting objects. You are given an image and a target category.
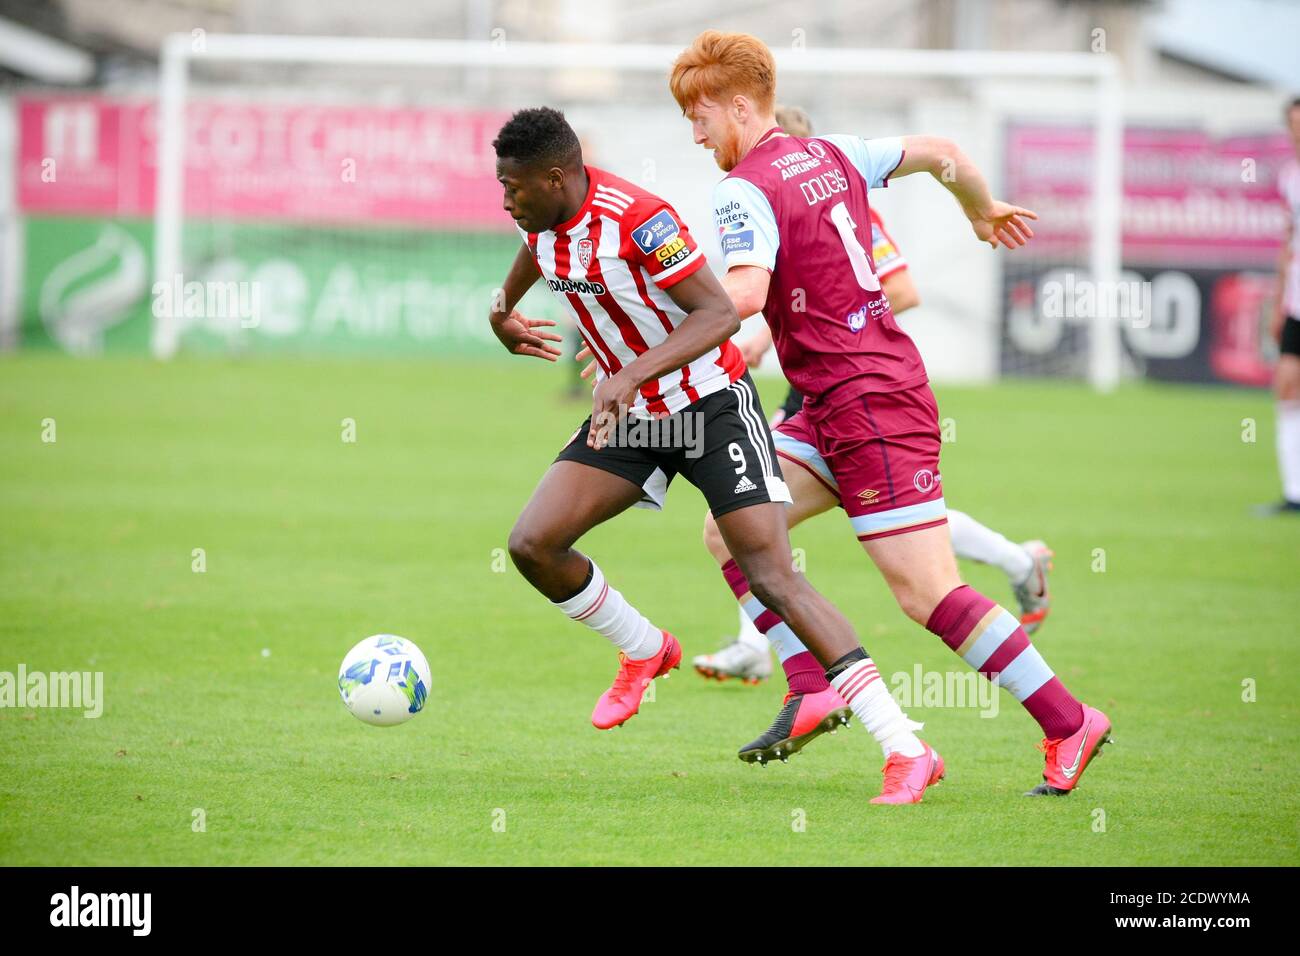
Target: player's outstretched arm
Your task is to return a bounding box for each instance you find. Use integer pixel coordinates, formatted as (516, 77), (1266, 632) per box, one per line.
(488, 243), (564, 361)
(587, 268), (739, 448)
(893, 136), (1037, 250)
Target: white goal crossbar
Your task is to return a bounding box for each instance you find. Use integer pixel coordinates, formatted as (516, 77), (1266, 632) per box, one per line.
(153, 34), (1123, 389)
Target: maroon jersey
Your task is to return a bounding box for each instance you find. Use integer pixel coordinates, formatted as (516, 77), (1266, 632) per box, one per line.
(713, 132), (928, 402)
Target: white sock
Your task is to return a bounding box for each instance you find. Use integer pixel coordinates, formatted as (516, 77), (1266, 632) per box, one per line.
(829, 658), (925, 757)
(735, 604), (769, 653)
(553, 560), (664, 660)
(1278, 400), (1300, 503)
(947, 508), (1034, 583)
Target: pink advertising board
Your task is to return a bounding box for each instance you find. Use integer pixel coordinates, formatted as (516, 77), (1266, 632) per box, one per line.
(1004, 125), (1292, 265)
(17, 94), (511, 229)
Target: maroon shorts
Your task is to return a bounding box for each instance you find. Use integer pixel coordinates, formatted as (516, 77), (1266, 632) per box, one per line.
(773, 382), (947, 541)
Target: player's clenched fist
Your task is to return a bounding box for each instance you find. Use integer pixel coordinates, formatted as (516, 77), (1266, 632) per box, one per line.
(489, 309), (565, 361)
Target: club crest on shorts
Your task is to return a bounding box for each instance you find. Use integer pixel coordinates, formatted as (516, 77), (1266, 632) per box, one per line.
(913, 469), (940, 494)
(577, 238), (594, 270)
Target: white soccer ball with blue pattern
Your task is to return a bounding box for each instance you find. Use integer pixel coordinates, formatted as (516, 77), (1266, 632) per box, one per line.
(338, 634), (430, 726)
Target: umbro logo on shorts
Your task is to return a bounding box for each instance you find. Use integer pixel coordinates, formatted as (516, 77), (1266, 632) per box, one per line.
(734, 475), (758, 494)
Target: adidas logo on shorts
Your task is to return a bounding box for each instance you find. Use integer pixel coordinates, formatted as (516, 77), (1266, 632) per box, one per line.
(734, 475), (758, 494)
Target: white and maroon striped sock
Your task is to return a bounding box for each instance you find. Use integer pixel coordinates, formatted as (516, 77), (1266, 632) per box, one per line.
(830, 658), (925, 757)
(927, 585), (1082, 739)
(553, 560), (664, 660)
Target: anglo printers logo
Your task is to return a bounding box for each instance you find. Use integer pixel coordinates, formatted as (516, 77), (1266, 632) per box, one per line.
(714, 200), (749, 230)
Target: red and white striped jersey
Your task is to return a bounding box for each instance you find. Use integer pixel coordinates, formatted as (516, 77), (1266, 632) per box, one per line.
(521, 166), (744, 418)
(869, 208), (907, 281)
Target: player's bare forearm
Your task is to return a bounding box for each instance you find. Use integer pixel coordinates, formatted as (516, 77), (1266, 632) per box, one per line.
(894, 135), (1036, 248)
(487, 244), (562, 361)
(587, 268), (739, 449)
(621, 270), (740, 388)
(1274, 231), (1292, 339)
(1277, 222), (1293, 303)
(883, 270), (920, 314)
(894, 136), (990, 211)
(490, 243), (542, 320)
(1279, 242), (1291, 305)
(721, 265), (771, 320)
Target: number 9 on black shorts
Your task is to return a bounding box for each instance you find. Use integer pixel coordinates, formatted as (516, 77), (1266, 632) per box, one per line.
(555, 371), (792, 519)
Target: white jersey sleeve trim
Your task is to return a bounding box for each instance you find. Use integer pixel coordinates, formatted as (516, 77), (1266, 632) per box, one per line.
(653, 246), (705, 285)
(819, 134), (905, 189)
(712, 176), (780, 272)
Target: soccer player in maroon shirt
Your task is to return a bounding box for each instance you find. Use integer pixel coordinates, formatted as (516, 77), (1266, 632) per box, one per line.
(692, 106), (1053, 764)
(668, 32), (1112, 798)
(489, 108), (940, 801)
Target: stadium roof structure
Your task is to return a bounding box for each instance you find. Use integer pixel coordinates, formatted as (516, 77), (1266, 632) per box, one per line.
(1150, 0), (1300, 90)
(0, 16), (94, 83)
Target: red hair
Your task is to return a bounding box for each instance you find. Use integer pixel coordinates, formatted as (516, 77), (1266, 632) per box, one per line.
(669, 31), (776, 114)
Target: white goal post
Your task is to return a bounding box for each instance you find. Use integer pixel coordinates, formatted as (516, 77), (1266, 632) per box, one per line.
(153, 33), (1123, 389)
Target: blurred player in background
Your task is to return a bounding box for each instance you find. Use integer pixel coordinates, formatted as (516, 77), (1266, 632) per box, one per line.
(694, 105), (1053, 704)
(669, 32), (1111, 797)
(490, 108), (940, 803)
(1262, 96), (1300, 515)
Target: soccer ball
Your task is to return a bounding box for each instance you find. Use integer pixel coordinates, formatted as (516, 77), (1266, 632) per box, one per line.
(337, 634), (430, 726)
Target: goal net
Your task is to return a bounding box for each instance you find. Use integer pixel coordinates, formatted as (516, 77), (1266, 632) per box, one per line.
(152, 35), (1123, 388)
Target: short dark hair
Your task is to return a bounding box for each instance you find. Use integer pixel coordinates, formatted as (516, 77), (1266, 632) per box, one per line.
(492, 107), (582, 170)
(1289, 96), (1300, 116)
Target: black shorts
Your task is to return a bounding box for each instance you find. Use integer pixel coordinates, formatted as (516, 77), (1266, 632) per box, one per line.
(555, 372), (792, 519)
(1282, 316), (1300, 358)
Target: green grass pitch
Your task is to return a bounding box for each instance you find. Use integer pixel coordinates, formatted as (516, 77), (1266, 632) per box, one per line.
(1, 354), (1297, 866)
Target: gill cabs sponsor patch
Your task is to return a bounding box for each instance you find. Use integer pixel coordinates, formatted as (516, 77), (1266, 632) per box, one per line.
(633, 210), (680, 254)
(654, 235), (690, 268)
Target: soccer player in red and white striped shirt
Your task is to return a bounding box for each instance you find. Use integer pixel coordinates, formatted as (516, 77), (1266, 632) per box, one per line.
(489, 109), (932, 789)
